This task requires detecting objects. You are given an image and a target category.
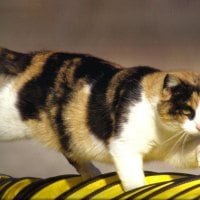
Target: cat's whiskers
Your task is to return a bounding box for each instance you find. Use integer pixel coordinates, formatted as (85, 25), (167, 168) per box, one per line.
(180, 132), (189, 160)
(160, 131), (184, 146)
(165, 131), (186, 157)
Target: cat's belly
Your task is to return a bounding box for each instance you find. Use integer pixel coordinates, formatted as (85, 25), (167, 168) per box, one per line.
(71, 133), (112, 163)
(0, 82), (31, 140)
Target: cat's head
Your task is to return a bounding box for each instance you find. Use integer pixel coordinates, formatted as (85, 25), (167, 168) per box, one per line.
(157, 72), (200, 135)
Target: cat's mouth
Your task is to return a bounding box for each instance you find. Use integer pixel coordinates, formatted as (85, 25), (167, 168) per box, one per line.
(182, 120), (200, 135)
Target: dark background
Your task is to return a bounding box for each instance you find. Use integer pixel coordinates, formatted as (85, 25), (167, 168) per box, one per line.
(0, 0), (200, 177)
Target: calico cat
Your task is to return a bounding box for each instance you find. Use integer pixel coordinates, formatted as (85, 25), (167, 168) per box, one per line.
(0, 47), (200, 191)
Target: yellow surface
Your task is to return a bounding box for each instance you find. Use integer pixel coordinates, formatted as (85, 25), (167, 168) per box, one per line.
(0, 172), (199, 200)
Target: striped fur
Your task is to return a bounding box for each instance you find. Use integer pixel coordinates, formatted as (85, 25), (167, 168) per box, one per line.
(0, 47), (200, 191)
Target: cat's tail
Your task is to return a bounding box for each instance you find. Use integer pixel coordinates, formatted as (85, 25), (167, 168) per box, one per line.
(0, 47), (31, 75)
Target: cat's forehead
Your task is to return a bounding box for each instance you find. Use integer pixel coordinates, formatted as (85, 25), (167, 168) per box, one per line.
(173, 72), (200, 98)
(172, 71), (200, 86)
(170, 72), (200, 106)
(160, 71), (200, 106)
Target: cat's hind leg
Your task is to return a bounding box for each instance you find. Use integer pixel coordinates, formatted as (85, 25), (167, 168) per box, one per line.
(64, 155), (101, 180)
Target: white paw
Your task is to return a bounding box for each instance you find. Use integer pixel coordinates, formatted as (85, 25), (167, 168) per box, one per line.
(122, 181), (145, 192)
(197, 145), (200, 167)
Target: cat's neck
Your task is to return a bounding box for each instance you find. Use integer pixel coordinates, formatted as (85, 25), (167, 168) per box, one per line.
(141, 71), (167, 103)
(141, 72), (183, 142)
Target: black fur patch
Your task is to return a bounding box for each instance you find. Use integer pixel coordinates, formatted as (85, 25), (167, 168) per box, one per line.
(53, 78), (73, 151)
(84, 58), (119, 141)
(73, 56), (119, 83)
(17, 52), (79, 151)
(17, 53), (68, 120)
(0, 48), (32, 75)
(88, 66), (159, 141)
(171, 83), (194, 102)
(113, 66), (160, 134)
(54, 55), (119, 150)
(169, 82), (199, 120)
(55, 104), (72, 151)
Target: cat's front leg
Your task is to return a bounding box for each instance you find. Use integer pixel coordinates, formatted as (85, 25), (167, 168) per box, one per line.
(109, 141), (145, 191)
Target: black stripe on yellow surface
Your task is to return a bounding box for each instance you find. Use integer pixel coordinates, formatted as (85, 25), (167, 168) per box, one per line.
(83, 181), (121, 199)
(143, 175), (200, 199)
(145, 171), (195, 177)
(125, 182), (174, 200)
(14, 174), (80, 200)
(113, 172), (194, 199)
(56, 172), (117, 199)
(0, 178), (18, 199)
(144, 171), (156, 175)
(0, 171), (199, 199)
(0, 177), (37, 199)
(26, 176), (82, 199)
(1, 178), (38, 200)
(113, 183), (161, 200)
(168, 183), (200, 199)
(193, 194), (200, 200)
(0, 178), (11, 187)
(56, 171), (196, 200)
(0, 179), (13, 193)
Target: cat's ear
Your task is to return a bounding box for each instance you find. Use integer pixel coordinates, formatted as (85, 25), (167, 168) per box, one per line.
(163, 74), (181, 89)
(162, 74), (181, 100)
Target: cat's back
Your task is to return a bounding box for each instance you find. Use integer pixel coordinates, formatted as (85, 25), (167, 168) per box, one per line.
(0, 48), (120, 148)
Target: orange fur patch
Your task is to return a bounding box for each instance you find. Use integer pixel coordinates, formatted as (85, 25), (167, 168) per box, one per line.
(14, 52), (53, 91)
(26, 112), (61, 151)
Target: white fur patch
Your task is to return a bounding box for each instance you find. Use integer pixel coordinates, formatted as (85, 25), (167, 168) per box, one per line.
(119, 93), (157, 154)
(109, 140), (145, 191)
(109, 93), (157, 190)
(0, 82), (31, 140)
(183, 101), (200, 134)
(83, 84), (91, 94)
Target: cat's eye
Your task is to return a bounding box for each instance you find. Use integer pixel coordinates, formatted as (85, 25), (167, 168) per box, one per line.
(182, 109), (191, 116)
(182, 109), (195, 120)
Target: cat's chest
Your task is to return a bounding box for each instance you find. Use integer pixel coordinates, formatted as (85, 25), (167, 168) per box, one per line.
(120, 94), (159, 154)
(0, 82), (31, 140)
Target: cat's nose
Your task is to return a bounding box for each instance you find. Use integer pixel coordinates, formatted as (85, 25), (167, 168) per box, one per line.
(196, 123), (200, 132)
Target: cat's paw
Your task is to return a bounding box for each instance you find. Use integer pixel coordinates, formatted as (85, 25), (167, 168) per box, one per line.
(197, 145), (200, 167)
(122, 180), (145, 192)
